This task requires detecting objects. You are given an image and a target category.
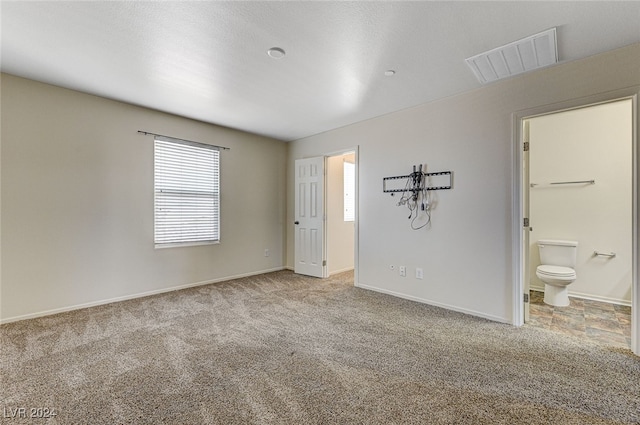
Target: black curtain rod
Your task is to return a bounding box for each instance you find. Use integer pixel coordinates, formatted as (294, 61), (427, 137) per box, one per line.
(137, 130), (230, 150)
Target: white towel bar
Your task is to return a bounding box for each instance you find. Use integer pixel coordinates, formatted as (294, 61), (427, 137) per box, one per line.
(593, 251), (616, 258)
(530, 179), (595, 188)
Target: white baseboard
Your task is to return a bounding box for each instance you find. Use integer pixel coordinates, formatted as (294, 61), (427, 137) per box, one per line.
(355, 282), (509, 324)
(529, 284), (631, 306)
(279, 267), (353, 276)
(529, 284), (545, 293)
(329, 267), (354, 276)
(0, 267), (286, 324)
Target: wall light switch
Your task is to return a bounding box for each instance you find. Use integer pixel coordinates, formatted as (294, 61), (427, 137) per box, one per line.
(416, 268), (424, 279)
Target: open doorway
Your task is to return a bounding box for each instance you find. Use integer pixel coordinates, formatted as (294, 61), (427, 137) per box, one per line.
(512, 93), (640, 355)
(326, 151), (356, 276)
(293, 149), (358, 280)
(515, 94), (637, 354)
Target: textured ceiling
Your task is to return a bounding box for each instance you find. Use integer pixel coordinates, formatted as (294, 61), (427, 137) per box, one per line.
(2, 1), (639, 141)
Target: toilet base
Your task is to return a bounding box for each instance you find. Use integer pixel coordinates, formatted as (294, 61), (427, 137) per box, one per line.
(543, 284), (570, 307)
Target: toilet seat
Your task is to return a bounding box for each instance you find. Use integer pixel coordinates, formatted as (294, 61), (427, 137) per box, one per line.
(536, 265), (576, 278)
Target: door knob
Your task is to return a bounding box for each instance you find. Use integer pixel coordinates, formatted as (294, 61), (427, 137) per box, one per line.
(294, 221), (299, 225)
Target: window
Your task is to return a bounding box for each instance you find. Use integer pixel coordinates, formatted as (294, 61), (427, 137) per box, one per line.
(343, 161), (355, 222)
(154, 136), (220, 246)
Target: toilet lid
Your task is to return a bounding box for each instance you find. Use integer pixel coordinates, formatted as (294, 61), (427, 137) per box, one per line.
(536, 265), (576, 277)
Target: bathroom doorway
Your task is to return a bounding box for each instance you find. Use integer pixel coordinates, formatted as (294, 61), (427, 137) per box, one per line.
(516, 95), (637, 352)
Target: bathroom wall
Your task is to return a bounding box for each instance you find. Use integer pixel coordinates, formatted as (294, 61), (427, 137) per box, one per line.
(327, 153), (355, 274)
(528, 99), (633, 304)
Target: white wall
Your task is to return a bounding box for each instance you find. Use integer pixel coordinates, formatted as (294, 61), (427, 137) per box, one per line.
(528, 100), (633, 304)
(1, 74), (287, 322)
(287, 43), (640, 324)
(327, 153), (355, 274)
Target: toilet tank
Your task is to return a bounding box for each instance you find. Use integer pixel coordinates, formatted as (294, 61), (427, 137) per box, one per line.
(537, 239), (578, 268)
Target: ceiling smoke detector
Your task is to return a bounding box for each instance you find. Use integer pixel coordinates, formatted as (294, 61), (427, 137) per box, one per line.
(465, 28), (558, 84)
(267, 47), (286, 59)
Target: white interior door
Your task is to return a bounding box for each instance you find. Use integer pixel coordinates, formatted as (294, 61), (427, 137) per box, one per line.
(294, 157), (326, 278)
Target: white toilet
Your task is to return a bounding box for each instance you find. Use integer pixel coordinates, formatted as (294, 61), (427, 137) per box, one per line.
(535, 239), (578, 307)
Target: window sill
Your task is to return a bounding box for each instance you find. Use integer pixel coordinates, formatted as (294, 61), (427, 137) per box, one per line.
(155, 240), (220, 249)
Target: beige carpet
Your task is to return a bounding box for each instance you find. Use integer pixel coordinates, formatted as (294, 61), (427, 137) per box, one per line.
(1, 270), (638, 424)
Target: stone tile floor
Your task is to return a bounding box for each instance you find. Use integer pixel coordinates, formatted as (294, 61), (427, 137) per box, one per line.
(527, 290), (631, 349)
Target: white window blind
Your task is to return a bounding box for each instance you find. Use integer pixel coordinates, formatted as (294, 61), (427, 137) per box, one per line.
(154, 136), (220, 246)
(344, 161), (355, 222)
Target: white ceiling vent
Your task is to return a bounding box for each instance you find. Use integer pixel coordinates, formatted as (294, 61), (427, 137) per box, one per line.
(465, 28), (557, 84)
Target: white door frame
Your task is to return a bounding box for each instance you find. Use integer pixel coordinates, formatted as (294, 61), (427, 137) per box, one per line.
(293, 146), (359, 283)
(323, 146), (359, 284)
(512, 87), (639, 356)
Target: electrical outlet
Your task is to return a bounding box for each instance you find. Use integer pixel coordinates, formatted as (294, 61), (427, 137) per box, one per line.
(416, 268), (424, 279)
(399, 266), (406, 277)
(264, 249), (270, 257)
